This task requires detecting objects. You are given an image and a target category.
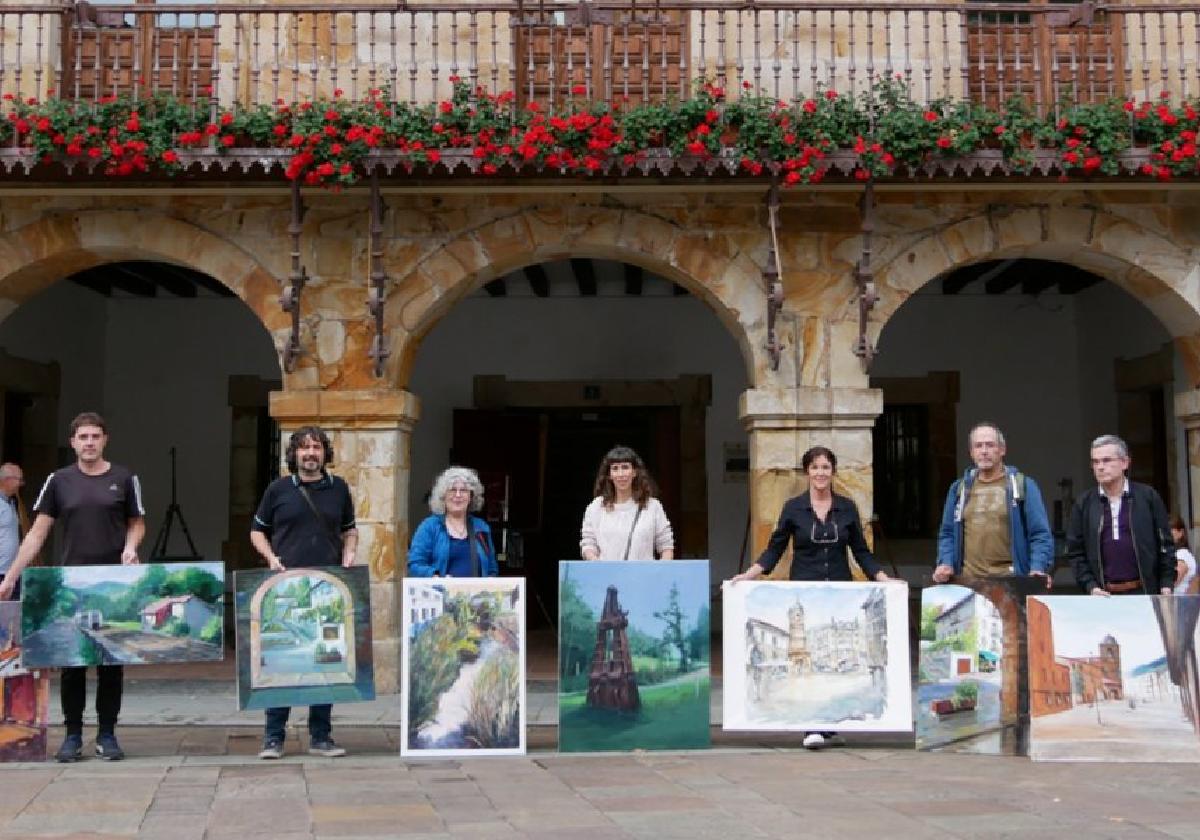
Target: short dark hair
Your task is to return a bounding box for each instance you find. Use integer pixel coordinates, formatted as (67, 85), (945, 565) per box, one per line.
(593, 445), (656, 509)
(285, 425), (334, 474)
(69, 412), (106, 437)
(1171, 514), (1189, 549)
(801, 445), (837, 472)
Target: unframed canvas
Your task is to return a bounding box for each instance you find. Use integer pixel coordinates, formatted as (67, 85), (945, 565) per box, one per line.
(400, 577), (526, 757)
(0, 601), (47, 761)
(1028, 594), (1200, 762)
(21, 563), (226, 667)
(722, 580), (912, 732)
(558, 560), (711, 752)
(235, 567), (375, 711)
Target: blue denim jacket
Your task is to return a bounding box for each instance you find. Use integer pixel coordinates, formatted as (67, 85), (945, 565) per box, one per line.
(936, 465), (1054, 575)
(407, 514), (498, 577)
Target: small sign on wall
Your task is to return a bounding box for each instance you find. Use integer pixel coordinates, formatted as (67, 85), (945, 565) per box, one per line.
(724, 442), (748, 483)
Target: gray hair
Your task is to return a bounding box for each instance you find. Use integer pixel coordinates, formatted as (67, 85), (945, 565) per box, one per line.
(968, 421), (1006, 448)
(428, 466), (485, 515)
(1090, 434), (1129, 459)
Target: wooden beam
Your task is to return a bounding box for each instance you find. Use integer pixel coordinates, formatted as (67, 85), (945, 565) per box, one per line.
(107, 265), (157, 298)
(483, 279), (507, 297)
(571, 258), (597, 296)
(70, 272), (112, 297)
(119, 263), (196, 298)
(624, 263), (643, 296)
(940, 271), (977, 295)
(981, 259), (1022, 294)
(525, 264), (550, 298)
(187, 270), (236, 298)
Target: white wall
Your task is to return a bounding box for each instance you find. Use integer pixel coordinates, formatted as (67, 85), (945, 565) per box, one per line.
(408, 272), (751, 579)
(871, 279), (1173, 574)
(0, 279), (280, 563)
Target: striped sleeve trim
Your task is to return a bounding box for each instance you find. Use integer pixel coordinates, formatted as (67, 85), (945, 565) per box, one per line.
(31, 473), (54, 512)
(130, 474), (146, 516)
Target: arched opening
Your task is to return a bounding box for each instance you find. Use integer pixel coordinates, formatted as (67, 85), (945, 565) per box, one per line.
(406, 257), (750, 628)
(869, 256), (1187, 582)
(0, 259), (282, 582)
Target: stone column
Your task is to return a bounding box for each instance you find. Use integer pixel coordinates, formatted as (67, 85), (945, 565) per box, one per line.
(1175, 390), (1200, 542)
(269, 387), (420, 694)
(739, 386), (883, 579)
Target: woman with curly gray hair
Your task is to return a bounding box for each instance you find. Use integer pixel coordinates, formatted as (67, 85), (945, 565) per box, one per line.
(407, 466), (498, 577)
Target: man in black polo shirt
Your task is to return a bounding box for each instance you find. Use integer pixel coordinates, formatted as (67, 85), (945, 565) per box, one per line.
(0, 411), (146, 762)
(1066, 434), (1174, 597)
(250, 425), (357, 759)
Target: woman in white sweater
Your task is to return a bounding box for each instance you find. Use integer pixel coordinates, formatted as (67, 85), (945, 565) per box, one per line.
(580, 446), (675, 561)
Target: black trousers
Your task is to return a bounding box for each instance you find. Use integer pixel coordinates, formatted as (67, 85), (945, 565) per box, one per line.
(61, 665), (123, 735)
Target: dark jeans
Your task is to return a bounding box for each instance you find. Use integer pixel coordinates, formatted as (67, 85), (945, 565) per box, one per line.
(61, 665), (123, 735)
(264, 705), (332, 741)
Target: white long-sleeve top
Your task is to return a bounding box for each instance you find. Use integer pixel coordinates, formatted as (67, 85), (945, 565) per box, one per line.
(579, 497), (674, 561)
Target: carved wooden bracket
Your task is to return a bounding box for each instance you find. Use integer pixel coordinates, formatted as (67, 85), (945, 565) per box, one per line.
(367, 169), (390, 379)
(764, 181), (783, 372)
(854, 180), (879, 371)
(281, 179), (308, 374)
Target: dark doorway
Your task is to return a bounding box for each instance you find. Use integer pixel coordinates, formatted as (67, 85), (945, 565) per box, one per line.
(452, 406), (681, 627)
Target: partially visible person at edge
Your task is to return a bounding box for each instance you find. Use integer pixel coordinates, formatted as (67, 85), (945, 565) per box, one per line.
(250, 425), (357, 760)
(1170, 514), (1197, 595)
(727, 445), (891, 752)
(0, 463), (25, 599)
(1065, 434), (1174, 597)
(0, 413), (145, 763)
(580, 445), (674, 561)
(931, 422), (1054, 588)
(408, 466), (498, 577)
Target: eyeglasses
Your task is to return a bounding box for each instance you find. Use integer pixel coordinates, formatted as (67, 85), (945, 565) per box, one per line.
(811, 520), (839, 545)
(446, 487), (472, 497)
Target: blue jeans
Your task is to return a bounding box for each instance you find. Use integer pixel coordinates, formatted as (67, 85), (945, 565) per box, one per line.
(264, 705), (332, 741)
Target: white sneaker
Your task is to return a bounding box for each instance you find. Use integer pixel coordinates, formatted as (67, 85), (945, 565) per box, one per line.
(802, 732), (826, 750)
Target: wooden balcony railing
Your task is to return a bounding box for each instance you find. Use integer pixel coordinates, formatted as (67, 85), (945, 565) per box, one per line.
(0, 1), (1197, 113)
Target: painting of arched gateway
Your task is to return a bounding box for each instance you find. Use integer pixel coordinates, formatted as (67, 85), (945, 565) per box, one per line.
(234, 567), (375, 710)
(722, 581), (911, 732)
(1029, 595), (1200, 762)
(401, 578), (525, 757)
(558, 561), (710, 752)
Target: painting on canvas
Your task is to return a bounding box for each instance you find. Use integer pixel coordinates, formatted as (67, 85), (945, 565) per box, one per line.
(21, 563), (225, 667)
(722, 581), (911, 732)
(401, 578), (525, 757)
(558, 560), (710, 752)
(0, 601), (47, 761)
(917, 577), (1043, 754)
(1029, 594), (1200, 762)
(235, 567), (375, 710)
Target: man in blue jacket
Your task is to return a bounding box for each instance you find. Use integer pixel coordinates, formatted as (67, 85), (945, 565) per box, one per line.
(932, 422), (1054, 586)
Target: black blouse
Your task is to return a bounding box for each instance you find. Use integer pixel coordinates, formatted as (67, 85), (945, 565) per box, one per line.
(756, 491), (882, 581)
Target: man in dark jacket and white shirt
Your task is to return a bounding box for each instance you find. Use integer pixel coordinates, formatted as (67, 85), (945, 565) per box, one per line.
(1065, 434), (1174, 596)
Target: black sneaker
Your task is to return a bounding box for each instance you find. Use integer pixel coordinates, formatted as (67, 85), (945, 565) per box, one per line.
(94, 733), (125, 761)
(54, 733), (83, 763)
(308, 737), (346, 757)
(258, 738), (284, 760)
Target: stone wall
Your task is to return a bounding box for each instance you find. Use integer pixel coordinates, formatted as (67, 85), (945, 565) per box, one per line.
(0, 187), (1198, 687)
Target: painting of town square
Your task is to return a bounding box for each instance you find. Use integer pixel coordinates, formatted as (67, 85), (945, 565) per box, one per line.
(401, 578), (525, 757)
(722, 581), (911, 732)
(1029, 595), (1200, 762)
(558, 560), (710, 752)
(918, 578), (1043, 754)
(0, 602), (47, 761)
(235, 567), (374, 710)
(20, 563), (225, 667)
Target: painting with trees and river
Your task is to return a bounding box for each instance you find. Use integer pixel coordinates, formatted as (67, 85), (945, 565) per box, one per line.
(21, 563), (225, 667)
(401, 578), (525, 757)
(235, 567), (375, 710)
(558, 560), (710, 752)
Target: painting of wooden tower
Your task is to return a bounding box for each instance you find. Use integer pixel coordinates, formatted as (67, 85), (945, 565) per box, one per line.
(586, 586), (640, 711)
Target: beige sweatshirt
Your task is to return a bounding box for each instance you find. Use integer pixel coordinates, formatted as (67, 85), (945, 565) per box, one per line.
(579, 497), (674, 560)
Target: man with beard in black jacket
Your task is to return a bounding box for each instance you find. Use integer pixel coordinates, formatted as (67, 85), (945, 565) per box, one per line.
(1065, 434), (1174, 597)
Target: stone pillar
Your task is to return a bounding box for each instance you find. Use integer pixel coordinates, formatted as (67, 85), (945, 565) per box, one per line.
(1175, 390), (1200, 542)
(269, 387), (420, 694)
(739, 386), (883, 580)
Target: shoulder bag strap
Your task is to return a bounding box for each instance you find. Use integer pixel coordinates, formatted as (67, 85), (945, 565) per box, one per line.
(295, 483), (343, 556)
(467, 517), (481, 577)
(622, 506), (644, 561)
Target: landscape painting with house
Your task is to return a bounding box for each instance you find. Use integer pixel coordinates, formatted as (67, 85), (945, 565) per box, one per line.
(722, 581), (911, 732)
(401, 578), (525, 757)
(235, 567), (375, 710)
(21, 563), (225, 667)
(558, 560), (710, 752)
(1029, 595), (1200, 762)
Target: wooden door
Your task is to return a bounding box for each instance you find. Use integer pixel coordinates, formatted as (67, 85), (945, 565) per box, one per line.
(513, 6), (688, 107)
(965, 0), (1124, 111)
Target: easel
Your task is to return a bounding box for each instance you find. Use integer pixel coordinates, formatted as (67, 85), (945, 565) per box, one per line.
(150, 446), (201, 560)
